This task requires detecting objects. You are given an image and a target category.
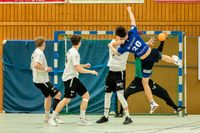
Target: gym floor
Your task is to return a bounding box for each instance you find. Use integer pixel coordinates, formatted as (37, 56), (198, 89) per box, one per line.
(0, 114), (200, 133)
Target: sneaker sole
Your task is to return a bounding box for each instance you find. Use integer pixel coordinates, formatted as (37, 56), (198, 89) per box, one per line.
(150, 105), (159, 114)
(123, 120), (133, 125)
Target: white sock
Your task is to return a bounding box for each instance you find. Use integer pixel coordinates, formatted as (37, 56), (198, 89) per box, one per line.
(104, 108), (109, 118)
(80, 110), (86, 119)
(45, 111), (50, 116)
(124, 109), (130, 118)
(150, 100), (156, 105)
(104, 92), (112, 118)
(52, 111), (58, 118)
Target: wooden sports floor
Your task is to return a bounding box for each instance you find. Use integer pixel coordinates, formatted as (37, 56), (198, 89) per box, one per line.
(0, 114), (200, 133)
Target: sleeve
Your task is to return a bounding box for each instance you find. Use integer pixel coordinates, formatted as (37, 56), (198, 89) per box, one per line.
(71, 52), (80, 66)
(129, 25), (138, 33)
(117, 47), (126, 54)
(34, 53), (43, 64)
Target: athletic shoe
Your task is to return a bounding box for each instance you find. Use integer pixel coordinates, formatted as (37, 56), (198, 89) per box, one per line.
(114, 113), (123, 118)
(150, 103), (159, 114)
(54, 116), (64, 124)
(172, 55), (182, 66)
(123, 117), (133, 125)
(96, 116), (109, 123)
(78, 119), (92, 126)
(48, 117), (57, 126)
(174, 106), (186, 113)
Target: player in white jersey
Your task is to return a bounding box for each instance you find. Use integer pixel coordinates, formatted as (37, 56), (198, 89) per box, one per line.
(31, 37), (62, 126)
(52, 35), (98, 126)
(96, 39), (132, 125)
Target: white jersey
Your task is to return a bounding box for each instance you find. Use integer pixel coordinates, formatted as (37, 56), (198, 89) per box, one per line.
(107, 39), (129, 72)
(31, 48), (49, 83)
(62, 47), (80, 81)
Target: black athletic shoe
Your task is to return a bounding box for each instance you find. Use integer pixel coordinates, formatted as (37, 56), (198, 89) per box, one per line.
(174, 106), (186, 113)
(114, 113), (123, 118)
(123, 117), (133, 125)
(96, 116), (109, 123)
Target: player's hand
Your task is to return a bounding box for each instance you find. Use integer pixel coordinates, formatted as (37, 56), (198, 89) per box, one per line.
(110, 44), (119, 55)
(91, 70), (98, 76)
(45, 67), (52, 72)
(127, 6), (132, 11)
(147, 37), (155, 46)
(84, 63), (91, 68)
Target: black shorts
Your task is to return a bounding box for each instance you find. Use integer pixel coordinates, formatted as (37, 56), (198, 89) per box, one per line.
(34, 82), (59, 98)
(63, 78), (87, 98)
(141, 48), (162, 78)
(105, 70), (126, 93)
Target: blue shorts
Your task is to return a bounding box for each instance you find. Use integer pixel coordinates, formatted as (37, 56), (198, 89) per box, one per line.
(141, 48), (162, 78)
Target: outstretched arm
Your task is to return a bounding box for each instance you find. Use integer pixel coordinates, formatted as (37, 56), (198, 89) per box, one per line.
(127, 6), (136, 26)
(74, 65), (98, 76)
(146, 37), (155, 46)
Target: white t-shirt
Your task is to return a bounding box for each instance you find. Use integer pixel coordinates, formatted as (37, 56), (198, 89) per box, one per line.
(62, 47), (80, 81)
(31, 48), (49, 83)
(107, 39), (129, 72)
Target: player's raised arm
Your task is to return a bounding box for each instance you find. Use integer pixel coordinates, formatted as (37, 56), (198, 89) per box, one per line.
(127, 6), (136, 26)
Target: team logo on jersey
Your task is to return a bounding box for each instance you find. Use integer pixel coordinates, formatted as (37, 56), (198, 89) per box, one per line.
(117, 83), (123, 88)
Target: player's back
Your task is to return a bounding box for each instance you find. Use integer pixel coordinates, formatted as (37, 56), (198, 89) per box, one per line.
(62, 47), (80, 81)
(118, 26), (149, 57)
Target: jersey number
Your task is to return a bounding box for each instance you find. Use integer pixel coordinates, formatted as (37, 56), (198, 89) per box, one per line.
(132, 41), (142, 51)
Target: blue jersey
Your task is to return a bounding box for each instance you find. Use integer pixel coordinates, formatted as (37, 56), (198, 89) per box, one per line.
(117, 26), (149, 57)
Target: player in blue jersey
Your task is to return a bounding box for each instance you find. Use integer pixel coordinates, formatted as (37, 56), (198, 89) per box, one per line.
(110, 6), (182, 114)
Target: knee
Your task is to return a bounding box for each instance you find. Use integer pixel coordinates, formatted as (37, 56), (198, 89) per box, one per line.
(62, 98), (69, 105)
(55, 92), (61, 99)
(46, 95), (52, 100)
(82, 92), (90, 101)
(117, 91), (128, 108)
(142, 79), (148, 85)
(117, 91), (125, 100)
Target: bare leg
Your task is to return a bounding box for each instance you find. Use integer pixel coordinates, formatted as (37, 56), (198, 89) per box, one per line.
(55, 98), (71, 113)
(162, 54), (175, 64)
(54, 92), (61, 99)
(142, 78), (159, 114)
(44, 96), (52, 115)
(142, 78), (154, 101)
(80, 92), (90, 119)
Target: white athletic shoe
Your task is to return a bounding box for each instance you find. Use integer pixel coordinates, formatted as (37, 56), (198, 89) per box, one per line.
(54, 116), (64, 124)
(48, 117), (57, 126)
(172, 55), (182, 66)
(78, 119), (92, 126)
(150, 103), (159, 114)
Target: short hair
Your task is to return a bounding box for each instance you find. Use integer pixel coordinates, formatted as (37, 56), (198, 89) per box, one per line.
(115, 26), (127, 38)
(70, 35), (81, 45)
(35, 37), (45, 47)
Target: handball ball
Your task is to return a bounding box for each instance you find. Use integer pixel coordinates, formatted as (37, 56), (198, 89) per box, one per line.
(158, 33), (167, 41)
